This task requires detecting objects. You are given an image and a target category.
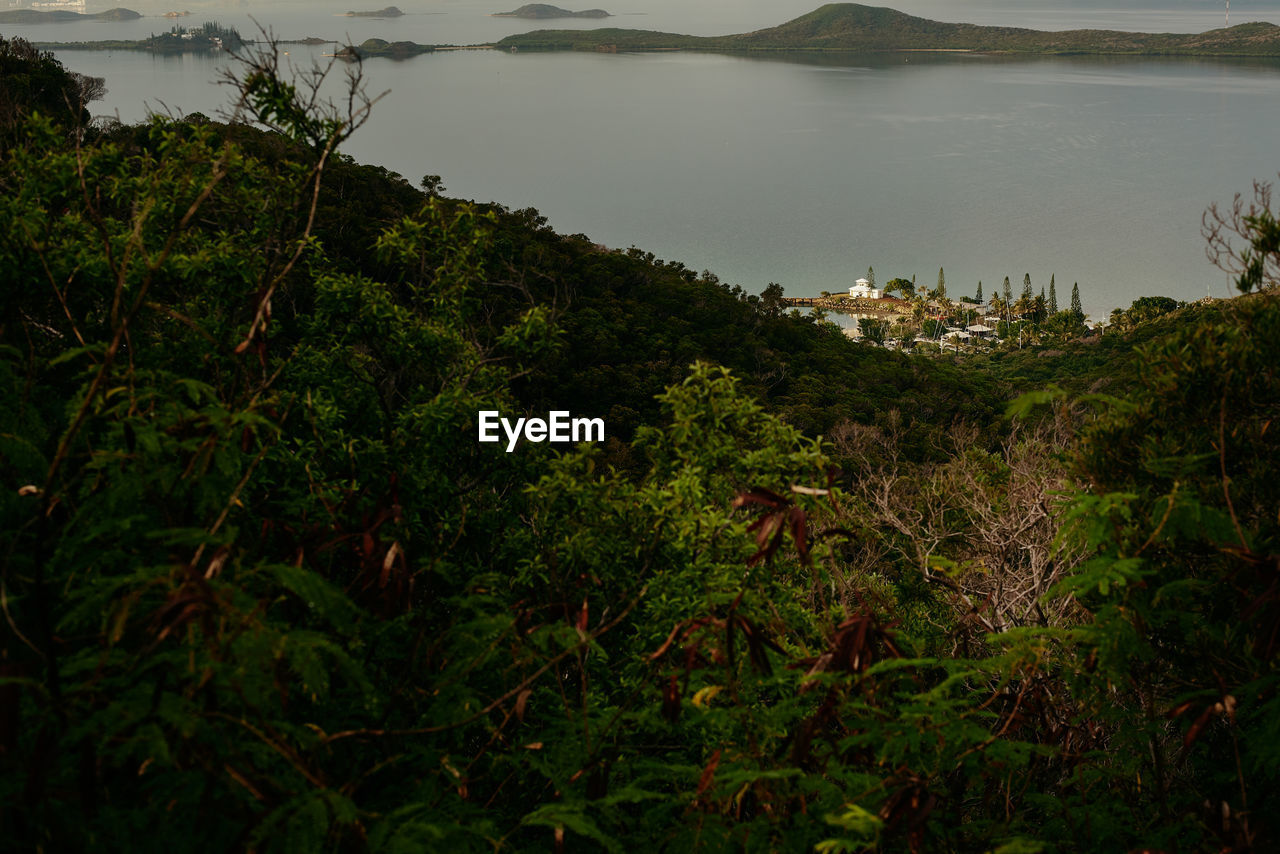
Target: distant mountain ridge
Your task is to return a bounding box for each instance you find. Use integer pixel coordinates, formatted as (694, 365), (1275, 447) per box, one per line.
(0, 7), (140, 24)
(497, 2), (1280, 55)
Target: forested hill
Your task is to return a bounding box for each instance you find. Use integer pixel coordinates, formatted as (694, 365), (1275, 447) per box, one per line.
(5, 36), (1280, 853)
(497, 2), (1280, 55)
(323, 164), (1009, 465)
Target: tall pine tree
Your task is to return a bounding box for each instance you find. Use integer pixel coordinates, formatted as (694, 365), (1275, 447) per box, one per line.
(866, 266), (876, 289)
(1071, 281), (1083, 320)
(1022, 273), (1033, 300)
(1049, 274), (1058, 314)
(1003, 276), (1013, 306)
(976, 280), (983, 303)
(936, 267), (946, 299)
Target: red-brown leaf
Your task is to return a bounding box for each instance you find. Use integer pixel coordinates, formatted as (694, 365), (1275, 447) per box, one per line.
(696, 749), (721, 797)
(649, 622), (683, 661)
(661, 675), (681, 724)
(1183, 705), (1215, 750)
(732, 487), (787, 510)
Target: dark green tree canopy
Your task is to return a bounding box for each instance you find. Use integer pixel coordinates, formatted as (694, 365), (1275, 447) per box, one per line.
(0, 35), (104, 135)
(885, 276), (913, 297)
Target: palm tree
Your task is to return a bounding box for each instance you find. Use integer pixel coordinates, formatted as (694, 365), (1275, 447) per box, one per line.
(1031, 294), (1047, 324)
(910, 296), (928, 333)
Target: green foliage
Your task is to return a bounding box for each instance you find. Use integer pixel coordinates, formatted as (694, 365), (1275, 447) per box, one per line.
(818, 803), (883, 852)
(0, 35), (101, 134)
(0, 75), (1037, 842)
(0, 54), (546, 851)
(1206, 178), (1280, 296)
(857, 317), (887, 345)
(1107, 295), (1184, 334)
(1042, 291), (1280, 850)
(1233, 212), (1280, 294)
(4, 41), (1280, 854)
(886, 276), (913, 299)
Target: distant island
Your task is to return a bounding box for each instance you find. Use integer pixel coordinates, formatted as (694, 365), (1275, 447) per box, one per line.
(35, 21), (244, 54)
(495, 2), (1280, 56)
(340, 6), (404, 17)
(336, 37), (433, 59)
(0, 7), (140, 24)
(492, 5), (610, 19)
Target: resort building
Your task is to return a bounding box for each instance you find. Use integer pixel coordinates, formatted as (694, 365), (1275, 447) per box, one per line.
(849, 278), (884, 300)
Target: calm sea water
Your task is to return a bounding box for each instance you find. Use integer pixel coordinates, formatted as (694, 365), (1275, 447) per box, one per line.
(8, 1), (1280, 316)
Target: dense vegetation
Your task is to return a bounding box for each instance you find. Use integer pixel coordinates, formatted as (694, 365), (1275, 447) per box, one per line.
(147, 22), (245, 53)
(37, 21), (246, 55)
(3, 39), (1280, 852)
(0, 36), (104, 132)
(497, 2), (1280, 56)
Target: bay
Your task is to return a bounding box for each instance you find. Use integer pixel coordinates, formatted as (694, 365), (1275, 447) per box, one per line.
(8, 0), (1280, 317)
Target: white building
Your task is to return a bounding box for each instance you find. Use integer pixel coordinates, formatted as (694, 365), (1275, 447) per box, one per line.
(849, 278), (884, 300)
